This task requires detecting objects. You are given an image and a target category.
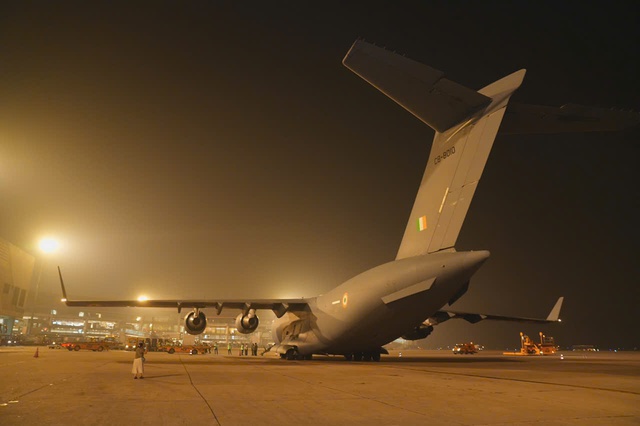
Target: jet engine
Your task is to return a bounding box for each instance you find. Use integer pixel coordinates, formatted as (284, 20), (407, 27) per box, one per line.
(184, 310), (207, 335)
(235, 309), (259, 334)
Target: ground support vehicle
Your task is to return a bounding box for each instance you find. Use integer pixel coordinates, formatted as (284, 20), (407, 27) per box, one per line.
(503, 332), (558, 356)
(61, 341), (111, 352)
(160, 344), (211, 355)
(452, 342), (478, 354)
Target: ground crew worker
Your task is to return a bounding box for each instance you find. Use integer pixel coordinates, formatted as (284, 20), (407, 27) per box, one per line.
(132, 342), (146, 379)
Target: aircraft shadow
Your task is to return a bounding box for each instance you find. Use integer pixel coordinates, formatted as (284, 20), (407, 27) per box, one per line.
(312, 355), (521, 364)
(137, 374), (183, 379)
(114, 355), (522, 365)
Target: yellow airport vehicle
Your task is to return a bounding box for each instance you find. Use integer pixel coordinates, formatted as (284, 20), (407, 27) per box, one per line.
(504, 332), (557, 356)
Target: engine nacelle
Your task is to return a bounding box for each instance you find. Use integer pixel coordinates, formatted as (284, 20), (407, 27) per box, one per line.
(235, 309), (259, 334)
(401, 325), (434, 341)
(184, 310), (207, 335)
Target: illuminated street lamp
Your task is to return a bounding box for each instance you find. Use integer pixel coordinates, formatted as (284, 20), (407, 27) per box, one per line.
(28, 237), (60, 334)
(39, 237), (60, 253)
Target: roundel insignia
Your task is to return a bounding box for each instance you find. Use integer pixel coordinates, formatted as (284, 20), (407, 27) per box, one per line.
(342, 292), (348, 308)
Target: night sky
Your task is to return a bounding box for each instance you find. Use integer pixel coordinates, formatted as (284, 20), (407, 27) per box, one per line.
(1, 2), (638, 349)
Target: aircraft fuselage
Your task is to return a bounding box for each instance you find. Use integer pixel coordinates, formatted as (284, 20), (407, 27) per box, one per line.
(273, 250), (489, 356)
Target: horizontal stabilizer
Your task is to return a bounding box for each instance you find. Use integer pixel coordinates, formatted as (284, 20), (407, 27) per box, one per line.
(342, 40), (491, 132)
(501, 103), (640, 134)
(431, 296), (564, 325)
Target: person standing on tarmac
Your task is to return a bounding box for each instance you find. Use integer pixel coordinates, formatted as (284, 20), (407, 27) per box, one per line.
(239, 343), (244, 356)
(213, 343), (218, 354)
(132, 342), (146, 379)
(227, 342), (232, 355)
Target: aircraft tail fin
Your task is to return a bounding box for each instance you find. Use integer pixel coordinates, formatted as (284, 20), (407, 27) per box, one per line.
(343, 40), (525, 259)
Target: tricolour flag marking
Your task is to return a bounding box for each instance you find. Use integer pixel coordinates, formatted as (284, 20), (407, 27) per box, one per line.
(418, 215), (427, 231)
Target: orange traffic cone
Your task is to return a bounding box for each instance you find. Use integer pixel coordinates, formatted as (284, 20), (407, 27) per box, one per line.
(34, 348), (39, 358)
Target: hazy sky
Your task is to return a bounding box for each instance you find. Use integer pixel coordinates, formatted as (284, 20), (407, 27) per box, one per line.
(1, 2), (638, 349)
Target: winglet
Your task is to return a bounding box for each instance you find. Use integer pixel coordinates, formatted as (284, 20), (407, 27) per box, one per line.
(546, 297), (564, 321)
(58, 266), (69, 303)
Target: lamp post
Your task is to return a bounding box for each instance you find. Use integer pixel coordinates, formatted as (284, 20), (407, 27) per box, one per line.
(27, 238), (60, 335)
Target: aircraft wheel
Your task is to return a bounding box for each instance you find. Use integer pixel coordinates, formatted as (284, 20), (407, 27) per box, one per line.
(285, 348), (297, 360)
(344, 353), (353, 361)
(372, 353), (381, 362)
(353, 352), (363, 361)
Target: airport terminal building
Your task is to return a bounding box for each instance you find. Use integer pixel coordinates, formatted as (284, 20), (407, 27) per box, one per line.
(0, 236), (272, 349)
(0, 237), (35, 342)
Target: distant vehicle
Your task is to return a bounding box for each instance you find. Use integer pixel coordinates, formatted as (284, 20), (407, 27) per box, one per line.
(572, 345), (598, 352)
(61, 341), (111, 352)
(125, 337), (175, 351)
(160, 344), (211, 355)
(452, 343), (478, 354)
(1, 337), (20, 346)
(47, 343), (63, 349)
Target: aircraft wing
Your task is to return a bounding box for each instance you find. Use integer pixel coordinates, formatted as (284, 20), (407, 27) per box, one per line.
(58, 267), (309, 318)
(429, 297), (564, 325)
(501, 103), (640, 134)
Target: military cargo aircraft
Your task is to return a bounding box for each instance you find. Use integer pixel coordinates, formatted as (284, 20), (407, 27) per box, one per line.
(59, 40), (638, 361)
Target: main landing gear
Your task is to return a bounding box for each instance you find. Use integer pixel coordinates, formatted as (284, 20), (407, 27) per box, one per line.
(343, 352), (381, 362)
(280, 348), (313, 361)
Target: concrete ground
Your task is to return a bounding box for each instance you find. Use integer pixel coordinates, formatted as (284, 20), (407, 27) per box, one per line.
(0, 347), (638, 425)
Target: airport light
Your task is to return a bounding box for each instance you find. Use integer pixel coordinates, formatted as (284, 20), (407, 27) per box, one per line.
(137, 295), (149, 302)
(29, 237), (61, 334)
(39, 237), (60, 253)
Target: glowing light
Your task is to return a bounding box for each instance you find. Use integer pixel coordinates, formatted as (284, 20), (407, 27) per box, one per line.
(38, 237), (60, 253)
(137, 295), (148, 302)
